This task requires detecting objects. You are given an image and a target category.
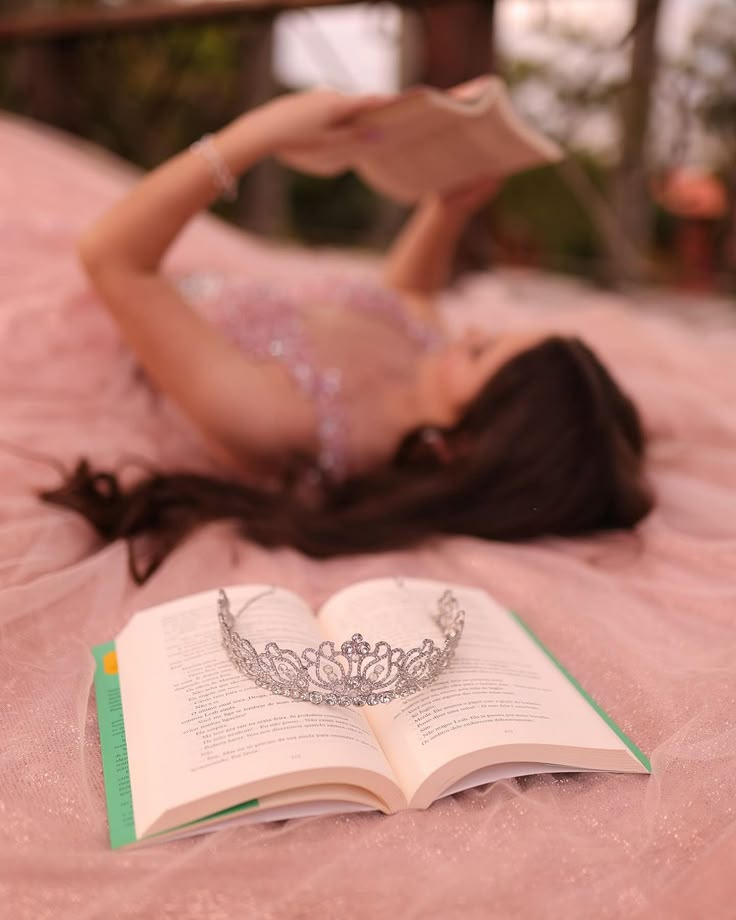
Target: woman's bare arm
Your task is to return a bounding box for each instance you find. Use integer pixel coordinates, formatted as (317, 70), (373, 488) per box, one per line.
(77, 91), (387, 467)
(78, 108), (304, 466)
(382, 177), (501, 299)
(383, 197), (467, 297)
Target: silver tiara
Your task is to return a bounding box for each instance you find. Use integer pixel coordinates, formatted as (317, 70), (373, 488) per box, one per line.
(217, 588), (465, 707)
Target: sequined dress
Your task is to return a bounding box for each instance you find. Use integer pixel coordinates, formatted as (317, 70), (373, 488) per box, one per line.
(179, 274), (444, 481)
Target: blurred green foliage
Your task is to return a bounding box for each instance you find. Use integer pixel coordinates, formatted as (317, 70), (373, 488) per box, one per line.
(288, 170), (379, 246)
(0, 20), (250, 165)
(494, 162), (605, 279)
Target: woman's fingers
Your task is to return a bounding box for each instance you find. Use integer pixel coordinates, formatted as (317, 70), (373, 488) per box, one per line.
(447, 76), (493, 101)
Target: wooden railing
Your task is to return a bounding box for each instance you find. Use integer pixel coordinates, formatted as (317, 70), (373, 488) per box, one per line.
(0, 1), (353, 42)
(0, 0), (464, 43)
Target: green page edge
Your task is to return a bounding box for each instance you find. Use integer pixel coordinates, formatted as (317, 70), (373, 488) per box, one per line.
(92, 641), (260, 849)
(507, 611), (651, 772)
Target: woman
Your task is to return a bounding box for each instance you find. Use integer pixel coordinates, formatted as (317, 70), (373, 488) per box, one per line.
(45, 89), (653, 582)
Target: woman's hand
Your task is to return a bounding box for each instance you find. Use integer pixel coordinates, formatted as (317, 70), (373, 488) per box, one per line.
(383, 174), (500, 296)
(256, 88), (391, 159)
(429, 175), (501, 218)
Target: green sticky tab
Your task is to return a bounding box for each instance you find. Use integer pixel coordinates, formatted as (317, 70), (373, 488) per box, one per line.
(92, 641), (138, 848)
(507, 611), (651, 773)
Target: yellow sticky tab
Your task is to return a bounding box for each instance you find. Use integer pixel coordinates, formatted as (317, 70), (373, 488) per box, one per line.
(103, 650), (118, 675)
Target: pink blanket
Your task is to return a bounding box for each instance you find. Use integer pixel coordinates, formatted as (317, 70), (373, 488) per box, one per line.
(2, 113), (735, 920)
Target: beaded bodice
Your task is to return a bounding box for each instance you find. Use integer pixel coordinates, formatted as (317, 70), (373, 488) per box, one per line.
(179, 273), (444, 480)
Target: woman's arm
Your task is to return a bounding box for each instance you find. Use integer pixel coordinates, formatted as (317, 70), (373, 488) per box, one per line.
(382, 177), (500, 297)
(79, 90), (386, 274)
(382, 196), (467, 296)
(77, 91), (387, 469)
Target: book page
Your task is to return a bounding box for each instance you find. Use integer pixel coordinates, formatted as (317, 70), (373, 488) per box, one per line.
(116, 586), (402, 839)
(354, 92), (494, 202)
(281, 76), (560, 203)
(318, 578), (637, 807)
(353, 79), (561, 202)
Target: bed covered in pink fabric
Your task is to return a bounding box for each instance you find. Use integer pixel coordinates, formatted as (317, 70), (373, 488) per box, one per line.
(1, 114), (735, 920)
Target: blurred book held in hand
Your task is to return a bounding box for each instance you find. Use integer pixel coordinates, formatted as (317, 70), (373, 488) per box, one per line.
(282, 76), (563, 203)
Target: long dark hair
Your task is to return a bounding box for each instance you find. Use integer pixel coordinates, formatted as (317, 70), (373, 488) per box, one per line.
(42, 336), (653, 583)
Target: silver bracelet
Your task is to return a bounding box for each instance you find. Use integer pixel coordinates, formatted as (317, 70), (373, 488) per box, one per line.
(191, 133), (238, 202)
(218, 588), (466, 707)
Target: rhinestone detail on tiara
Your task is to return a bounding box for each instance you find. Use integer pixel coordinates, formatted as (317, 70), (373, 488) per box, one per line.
(217, 588), (465, 706)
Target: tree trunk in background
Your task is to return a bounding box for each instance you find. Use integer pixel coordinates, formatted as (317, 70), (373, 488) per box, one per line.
(413, 0), (496, 278)
(418, 0), (495, 90)
(365, 7), (421, 248)
(237, 17), (286, 236)
(613, 0), (663, 279)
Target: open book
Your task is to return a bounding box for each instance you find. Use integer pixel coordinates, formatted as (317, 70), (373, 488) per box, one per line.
(281, 75), (563, 203)
(93, 578), (649, 849)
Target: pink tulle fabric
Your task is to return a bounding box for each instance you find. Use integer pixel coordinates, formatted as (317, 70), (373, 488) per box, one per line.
(1, 113), (735, 920)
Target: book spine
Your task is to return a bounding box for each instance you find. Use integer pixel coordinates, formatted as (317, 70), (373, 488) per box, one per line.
(92, 641), (138, 848)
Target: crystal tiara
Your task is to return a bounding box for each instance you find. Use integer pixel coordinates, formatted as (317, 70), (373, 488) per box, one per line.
(217, 588), (465, 707)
